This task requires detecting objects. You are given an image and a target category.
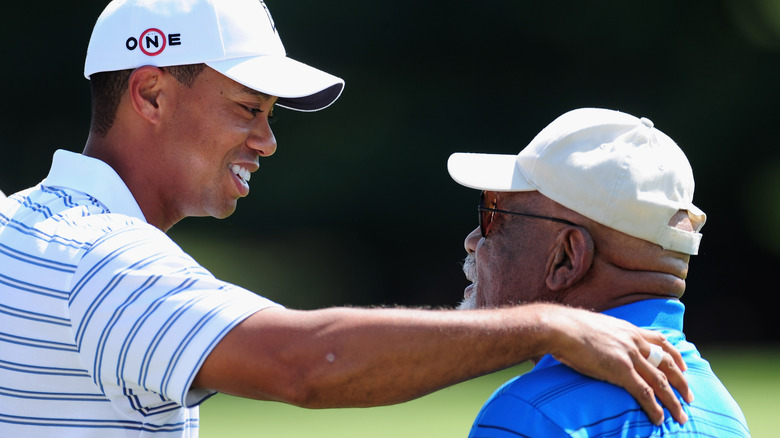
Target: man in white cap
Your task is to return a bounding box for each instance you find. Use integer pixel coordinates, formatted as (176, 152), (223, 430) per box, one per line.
(449, 107), (749, 436)
(0, 1), (693, 436)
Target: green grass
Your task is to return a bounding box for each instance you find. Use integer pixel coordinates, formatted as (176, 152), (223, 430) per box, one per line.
(703, 347), (780, 438)
(200, 347), (778, 437)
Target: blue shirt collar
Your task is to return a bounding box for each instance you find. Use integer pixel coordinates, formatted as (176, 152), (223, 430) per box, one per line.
(43, 149), (147, 222)
(535, 299), (685, 369)
(602, 298), (684, 332)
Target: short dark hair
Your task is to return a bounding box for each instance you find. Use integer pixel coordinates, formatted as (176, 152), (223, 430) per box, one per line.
(89, 63), (207, 136)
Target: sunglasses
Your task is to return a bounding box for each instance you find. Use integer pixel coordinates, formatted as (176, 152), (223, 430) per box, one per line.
(478, 191), (578, 238)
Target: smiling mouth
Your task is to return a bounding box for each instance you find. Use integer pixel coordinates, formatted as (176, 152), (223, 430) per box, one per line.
(231, 164), (252, 183)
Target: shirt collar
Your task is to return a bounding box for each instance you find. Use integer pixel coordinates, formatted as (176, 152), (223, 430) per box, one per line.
(602, 298), (684, 332)
(43, 149), (147, 222)
(535, 299), (685, 369)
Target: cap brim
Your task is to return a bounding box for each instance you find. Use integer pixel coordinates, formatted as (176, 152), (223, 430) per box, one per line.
(207, 55), (344, 112)
(447, 153), (535, 192)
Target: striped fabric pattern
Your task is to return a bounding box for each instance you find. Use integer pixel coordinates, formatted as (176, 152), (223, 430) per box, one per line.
(0, 151), (279, 437)
(467, 300), (751, 438)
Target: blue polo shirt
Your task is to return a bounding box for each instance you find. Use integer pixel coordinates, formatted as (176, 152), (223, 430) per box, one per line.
(468, 299), (750, 437)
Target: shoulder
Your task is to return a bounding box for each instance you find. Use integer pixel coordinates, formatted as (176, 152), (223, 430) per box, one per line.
(2, 183), (157, 248)
(1, 186), (180, 275)
(470, 361), (644, 437)
(472, 355), (751, 437)
(69, 214), (210, 285)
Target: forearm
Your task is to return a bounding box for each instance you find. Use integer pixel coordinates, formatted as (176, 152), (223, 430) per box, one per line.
(279, 306), (554, 407)
(194, 302), (692, 426)
(194, 304), (556, 407)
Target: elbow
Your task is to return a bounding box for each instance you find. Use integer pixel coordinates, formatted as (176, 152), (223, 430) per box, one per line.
(266, 360), (335, 408)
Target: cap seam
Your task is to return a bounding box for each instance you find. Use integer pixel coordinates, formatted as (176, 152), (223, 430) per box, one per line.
(210, 0), (228, 61)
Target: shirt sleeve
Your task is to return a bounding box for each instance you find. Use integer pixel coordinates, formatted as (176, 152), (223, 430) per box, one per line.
(67, 220), (281, 416)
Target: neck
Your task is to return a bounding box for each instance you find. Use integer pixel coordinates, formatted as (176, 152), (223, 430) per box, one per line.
(560, 253), (687, 312)
(84, 132), (178, 232)
(597, 270), (685, 312)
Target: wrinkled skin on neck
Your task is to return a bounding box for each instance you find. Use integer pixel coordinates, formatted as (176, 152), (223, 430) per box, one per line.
(561, 214), (691, 312)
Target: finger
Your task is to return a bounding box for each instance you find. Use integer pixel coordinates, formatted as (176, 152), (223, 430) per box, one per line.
(657, 354), (692, 423)
(658, 335), (687, 373)
(638, 354), (688, 425)
(656, 347), (693, 404)
(620, 368), (665, 426)
(632, 331), (689, 425)
(645, 333), (694, 403)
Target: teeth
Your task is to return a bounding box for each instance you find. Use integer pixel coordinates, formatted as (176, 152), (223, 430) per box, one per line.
(231, 165), (252, 182)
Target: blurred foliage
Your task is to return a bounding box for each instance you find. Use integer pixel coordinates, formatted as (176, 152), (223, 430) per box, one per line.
(2, 0), (780, 343)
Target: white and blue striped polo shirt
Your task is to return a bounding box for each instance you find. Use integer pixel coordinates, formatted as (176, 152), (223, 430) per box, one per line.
(0, 150), (280, 437)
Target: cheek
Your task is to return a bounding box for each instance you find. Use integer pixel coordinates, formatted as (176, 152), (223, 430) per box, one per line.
(474, 244), (509, 306)
(475, 240), (536, 306)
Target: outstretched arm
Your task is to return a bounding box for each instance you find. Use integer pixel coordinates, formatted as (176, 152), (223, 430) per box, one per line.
(193, 303), (690, 425)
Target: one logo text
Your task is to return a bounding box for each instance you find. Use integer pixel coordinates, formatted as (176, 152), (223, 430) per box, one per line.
(126, 29), (181, 57)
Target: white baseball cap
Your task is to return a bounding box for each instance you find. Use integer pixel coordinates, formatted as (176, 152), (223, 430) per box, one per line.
(448, 108), (706, 255)
(84, 0), (344, 112)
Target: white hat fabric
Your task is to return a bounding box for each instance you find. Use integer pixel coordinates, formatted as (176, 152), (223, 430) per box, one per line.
(84, 0), (344, 112)
(448, 108), (706, 255)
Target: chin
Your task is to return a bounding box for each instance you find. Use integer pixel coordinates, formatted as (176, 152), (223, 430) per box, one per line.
(456, 293), (479, 310)
(214, 210), (236, 219)
(208, 201), (239, 219)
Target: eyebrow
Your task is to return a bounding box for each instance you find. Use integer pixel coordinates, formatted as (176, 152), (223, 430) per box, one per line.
(240, 85), (274, 101)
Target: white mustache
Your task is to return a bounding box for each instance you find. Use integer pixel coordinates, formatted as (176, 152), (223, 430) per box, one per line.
(462, 254), (478, 283)
(458, 254), (479, 311)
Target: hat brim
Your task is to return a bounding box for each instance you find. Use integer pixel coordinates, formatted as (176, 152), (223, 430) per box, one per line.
(447, 153), (536, 192)
(208, 55), (344, 112)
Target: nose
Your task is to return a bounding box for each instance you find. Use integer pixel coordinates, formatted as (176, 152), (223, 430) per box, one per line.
(464, 227), (481, 254)
(246, 118), (278, 157)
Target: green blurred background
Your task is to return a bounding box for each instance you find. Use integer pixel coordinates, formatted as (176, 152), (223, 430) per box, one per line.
(1, 0), (779, 435)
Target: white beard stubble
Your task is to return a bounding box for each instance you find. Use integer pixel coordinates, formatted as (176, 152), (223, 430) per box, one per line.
(457, 254), (479, 310)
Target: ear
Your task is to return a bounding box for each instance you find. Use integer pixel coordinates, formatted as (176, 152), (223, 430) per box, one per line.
(545, 227), (594, 291)
(127, 66), (166, 124)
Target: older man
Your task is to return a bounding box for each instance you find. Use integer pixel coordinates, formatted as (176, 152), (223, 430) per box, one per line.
(449, 107), (750, 436)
